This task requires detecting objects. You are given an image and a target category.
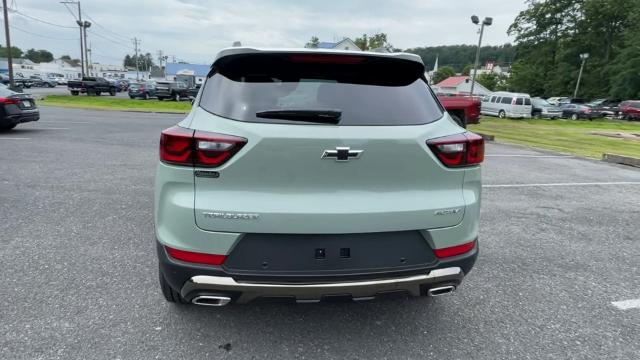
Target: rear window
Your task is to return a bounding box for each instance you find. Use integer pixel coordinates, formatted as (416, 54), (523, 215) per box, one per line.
(500, 97), (513, 104)
(199, 53), (443, 126)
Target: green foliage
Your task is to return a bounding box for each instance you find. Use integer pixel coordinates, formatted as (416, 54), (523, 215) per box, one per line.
(462, 64), (473, 76)
(60, 55), (81, 67)
(432, 66), (456, 84)
(354, 33), (393, 51)
(406, 44), (516, 73)
(23, 49), (54, 63)
(0, 45), (23, 58)
(475, 73), (502, 92)
(507, 0), (640, 99)
(123, 53), (154, 70)
(305, 36), (319, 48)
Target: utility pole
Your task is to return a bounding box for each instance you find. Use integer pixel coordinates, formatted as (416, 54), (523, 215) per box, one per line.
(61, 1), (84, 77)
(470, 15), (493, 97)
(82, 21), (91, 75)
(573, 53), (589, 99)
(86, 42), (92, 76)
(2, 0), (14, 88)
(132, 37), (140, 81)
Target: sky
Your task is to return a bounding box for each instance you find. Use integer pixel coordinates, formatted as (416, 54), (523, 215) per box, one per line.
(4, 0), (527, 65)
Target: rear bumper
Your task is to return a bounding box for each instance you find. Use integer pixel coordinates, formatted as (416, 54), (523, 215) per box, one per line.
(157, 240), (477, 304)
(2, 110), (39, 126)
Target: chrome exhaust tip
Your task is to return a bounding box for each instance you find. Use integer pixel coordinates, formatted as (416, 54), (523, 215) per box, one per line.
(191, 295), (232, 307)
(427, 285), (456, 297)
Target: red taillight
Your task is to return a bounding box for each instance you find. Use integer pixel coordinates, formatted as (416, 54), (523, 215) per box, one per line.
(427, 132), (484, 167)
(434, 239), (477, 258)
(0, 97), (20, 105)
(159, 126), (247, 167)
(165, 246), (227, 265)
(289, 54), (365, 64)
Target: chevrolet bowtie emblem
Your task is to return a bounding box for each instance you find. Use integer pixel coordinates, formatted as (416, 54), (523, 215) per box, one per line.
(321, 147), (363, 161)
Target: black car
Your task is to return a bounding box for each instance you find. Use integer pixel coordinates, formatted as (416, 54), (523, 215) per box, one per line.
(531, 98), (562, 119)
(155, 81), (190, 101)
(0, 85), (39, 130)
(561, 103), (602, 120)
(128, 82), (156, 100)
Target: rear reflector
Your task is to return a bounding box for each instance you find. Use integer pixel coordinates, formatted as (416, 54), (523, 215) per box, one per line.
(433, 239), (477, 259)
(427, 132), (484, 167)
(160, 126), (247, 167)
(165, 246), (227, 265)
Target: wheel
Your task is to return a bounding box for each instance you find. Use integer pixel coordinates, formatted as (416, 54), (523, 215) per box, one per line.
(109, 88), (116, 96)
(450, 114), (465, 128)
(533, 112), (541, 119)
(571, 113), (579, 120)
(159, 270), (189, 304)
(87, 89), (96, 96)
(71, 91), (79, 96)
(143, 92), (149, 100)
(158, 97), (164, 101)
(95, 91), (101, 96)
(498, 110), (506, 119)
(0, 123), (17, 131)
(24, 84), (31, 88)
(174, 93), (181, 102)
(129, 95), (135, 99)
(48, 83), (55, 88)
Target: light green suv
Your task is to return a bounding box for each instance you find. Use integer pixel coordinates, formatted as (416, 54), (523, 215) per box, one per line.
(155, 48), (483, 306)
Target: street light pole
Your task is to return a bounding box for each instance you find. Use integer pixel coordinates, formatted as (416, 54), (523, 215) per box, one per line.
(470, 15), (492, 97)
(573, 53), (589, 99)
(2, 0), (14, 88)
(61, 1), (84, 77)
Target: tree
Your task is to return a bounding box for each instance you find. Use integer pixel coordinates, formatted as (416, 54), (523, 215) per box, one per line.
(354, 32), (393, 51)
(431, 66), (456, 85)
(305, 36), (319, 48)
(123, 53), (154, 70)
(60, 55), (81, 67)
(23, 49), (54, 63)
(475, 73), (500, 91)
(405, 44), (515, 73)
(0, 45), (23, 58)
(462, 64), (473, 76)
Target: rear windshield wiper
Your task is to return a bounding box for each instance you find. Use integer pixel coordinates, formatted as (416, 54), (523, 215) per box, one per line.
(256, 110), (341, 124)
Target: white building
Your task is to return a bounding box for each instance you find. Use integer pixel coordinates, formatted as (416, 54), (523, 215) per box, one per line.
(432, 76), (492, 96)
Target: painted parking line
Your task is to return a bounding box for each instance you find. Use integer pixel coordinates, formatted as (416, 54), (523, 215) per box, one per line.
(34, 127), (70, 130)
(38, 121), (91, 124)
(0, 137), (30, 140)
(485, 155), (573, 158)
(612, 298), (640, 310)
(484, 181), (640, 188)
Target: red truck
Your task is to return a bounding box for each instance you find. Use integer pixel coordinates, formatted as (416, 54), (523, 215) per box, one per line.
(619, 100), (640, 120)
(437, 93), (481, 127)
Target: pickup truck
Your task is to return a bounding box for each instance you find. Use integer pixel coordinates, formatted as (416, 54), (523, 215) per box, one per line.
(67, 77), (116, 96)
(437, 93), (481, 128)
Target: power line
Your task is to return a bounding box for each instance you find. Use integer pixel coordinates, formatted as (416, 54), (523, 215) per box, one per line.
(10, 9), (76, 28)
(81, 11), (129, 41)
(61, 2), (77, 21)
(87, 29), (133, 49)
(1, 20), (78, 40)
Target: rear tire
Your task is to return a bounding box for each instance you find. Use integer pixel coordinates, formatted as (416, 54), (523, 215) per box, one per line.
(174, 93), (181, 102)
(0, 123), (17, 131)
(109, 88), (116, 96)
(143, 92), (149, 100)
(95, 91), (101, 96)
(533, 112), (541, 119)
(159, 270), (189, 304)
(129, 95), (135, 99)
(71, 91), (79, 96)
(498, 110), (506, 119)
(571, 113), (579, 120)
(158, 97), (164, 101)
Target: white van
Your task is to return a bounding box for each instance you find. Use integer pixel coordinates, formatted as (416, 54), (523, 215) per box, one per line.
(481, 92), (533, 119)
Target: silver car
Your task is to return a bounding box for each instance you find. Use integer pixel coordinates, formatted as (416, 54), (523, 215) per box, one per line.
(155, 48), (483, 306)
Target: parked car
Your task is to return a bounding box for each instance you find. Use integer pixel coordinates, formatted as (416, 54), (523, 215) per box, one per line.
(155, 81), (190, 101)
(531, 97), (562, 119)
(437, 93), (481, 127)
(117, 79), (130, 92)
(128, 82), (156, 100)
(48, 76), (67, 85)
(155, 48), (483, 306)
(67, 77), (117, 96)
(187, 83), (202, 99)
(587, 98), (621, 117)
(0, 85), (39, 131)
(560, 103), (602, 120)
(481, 91), (532, 118)
(547, 97), (569, 106)
(30, 75), (57, 88)
(619, 100), (640, 120)
(13, 74), (34, 88)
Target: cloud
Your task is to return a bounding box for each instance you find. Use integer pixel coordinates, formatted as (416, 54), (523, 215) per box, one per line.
(8, 0), (526, 65)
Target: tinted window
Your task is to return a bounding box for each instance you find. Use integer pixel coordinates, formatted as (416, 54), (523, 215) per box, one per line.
(524, 98), (531, 106)
(500, 97), (513, 104)
(490, 96), (497, 103)
(200, 54), (443, 126)
(515, 98), (524, 105)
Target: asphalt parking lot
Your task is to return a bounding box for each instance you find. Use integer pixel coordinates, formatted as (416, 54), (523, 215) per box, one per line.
(23, 86), (132, 99)
(1, 106), (639, 359)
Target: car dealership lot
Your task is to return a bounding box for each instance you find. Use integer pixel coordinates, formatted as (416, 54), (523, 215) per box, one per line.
(1, 107), (639, 359)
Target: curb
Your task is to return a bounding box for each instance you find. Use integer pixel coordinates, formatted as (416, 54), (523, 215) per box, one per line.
(39, 104), (189, 115)
(602, 154), (640, 168)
